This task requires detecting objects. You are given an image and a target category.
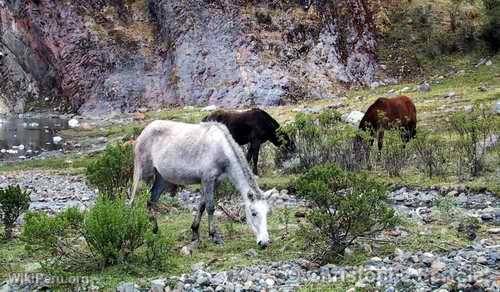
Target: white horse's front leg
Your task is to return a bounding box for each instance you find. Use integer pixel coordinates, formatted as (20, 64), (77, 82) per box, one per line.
(191, 199), (205, 242)
(204, 179), (224, 244)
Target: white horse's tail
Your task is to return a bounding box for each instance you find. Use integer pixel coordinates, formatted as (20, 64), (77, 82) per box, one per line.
(129, 158), (142, 205)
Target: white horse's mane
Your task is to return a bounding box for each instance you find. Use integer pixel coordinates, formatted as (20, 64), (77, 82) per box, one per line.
(202, 122), (262, 199)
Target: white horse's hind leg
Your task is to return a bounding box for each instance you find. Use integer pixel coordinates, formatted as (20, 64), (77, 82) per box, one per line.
(148, 169), (168, 234)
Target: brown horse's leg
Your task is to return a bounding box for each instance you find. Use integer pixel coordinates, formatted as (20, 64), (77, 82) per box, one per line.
(377, 131), (384, 151)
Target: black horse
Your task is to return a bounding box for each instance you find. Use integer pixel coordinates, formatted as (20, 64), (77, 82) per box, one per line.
(202, 108), (294, 175)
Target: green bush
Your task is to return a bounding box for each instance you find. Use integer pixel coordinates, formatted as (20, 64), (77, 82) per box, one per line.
(433, 194), (459, 224)
(83, 194), (150, 265)
(378, 1), (483, 77)
(481, 0), (500, 51)
(450, 105), (497, 177)
(21, 207), (83, 254)
(143, 230), (174, 271)
(86, 143), (134, 198)
(411, 130), (448, 178)
(295, 164), (397, 263)
(0, 185), (31, 239)
(123, 126), (144, 142)
(283, 110), (360, 171)
(379, 128), (410, 177)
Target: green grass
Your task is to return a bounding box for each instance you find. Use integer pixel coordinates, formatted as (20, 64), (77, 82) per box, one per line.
(0, 207), (303, 289)
(0, 154), (95, 173)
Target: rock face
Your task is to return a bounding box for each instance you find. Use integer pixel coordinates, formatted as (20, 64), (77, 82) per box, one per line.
(0, 1), (377, 115)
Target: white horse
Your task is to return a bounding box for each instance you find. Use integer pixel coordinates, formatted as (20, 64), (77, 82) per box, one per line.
(129, 120), (271, 248)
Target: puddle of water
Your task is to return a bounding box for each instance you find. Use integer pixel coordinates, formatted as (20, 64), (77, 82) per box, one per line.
(0, 117), (68, 160)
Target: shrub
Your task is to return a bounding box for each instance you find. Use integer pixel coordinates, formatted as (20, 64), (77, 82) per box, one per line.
(0, 185), (31, 239)
(379, 128), (410, 176)
(123, 126), (144, 142)
(255, 10), (273, 25)
(295, 164), (397, 263)
(433, 195), (459, 224)
(283, 109), (360, 171)
(216, 180), (244, 222)
(450, 105), (497, 177)
(86, 143), (134, 198)
(21, 207), (83, 254)
(481, 0), (500, 51)
(143, 230), (174, 271)
(410, 130), (448, 178)
(83, 194), (150, 265)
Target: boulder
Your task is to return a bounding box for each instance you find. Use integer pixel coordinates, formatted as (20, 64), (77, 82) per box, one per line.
(344, 111), (364, 126)
(417, 82), (431, 92)
(202, 105), (217, 112)
(68, 118), (80, 128)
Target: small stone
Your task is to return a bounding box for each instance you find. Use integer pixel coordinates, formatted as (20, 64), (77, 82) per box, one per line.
(52, 136), (63, 144)
(202, 105), (217, 111)
(97, 137), (107, 144)
(407, 268), (419, 278)
(444, 92), (457, 99)
(138, 107), (148, 113)
(417, 82), (431, 92)
(117, 282), (138, 292)
(191, 262), (205, 272)
(245, 249), (257, 257)
(446, 190), (458, 197)
(68, 118), (80, 128)
(431, 260), (446, 273)
(477, 256), (488, 264)
(487, 227), (500, 234)
(370, 81), (381, 89)
(150, 279), (165, 292)
(422, 252), (435, 266)
(133, 112), (145, 121)
(265, 278), (275, 287)
(480, 213), (493, 221)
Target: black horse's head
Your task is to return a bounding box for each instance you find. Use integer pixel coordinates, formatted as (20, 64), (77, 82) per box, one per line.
(273, 129), (296, 158)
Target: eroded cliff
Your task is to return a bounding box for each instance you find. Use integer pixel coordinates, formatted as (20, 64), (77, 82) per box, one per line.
(0, 0), (378, 115)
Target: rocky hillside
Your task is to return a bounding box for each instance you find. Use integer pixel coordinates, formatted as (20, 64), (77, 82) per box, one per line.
(0, 0), (378, 115)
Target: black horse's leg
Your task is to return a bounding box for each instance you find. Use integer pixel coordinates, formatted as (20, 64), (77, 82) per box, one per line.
(149, 170), (167, 234)
(250, 141), (261, 175)
(246, 144), (253, 165)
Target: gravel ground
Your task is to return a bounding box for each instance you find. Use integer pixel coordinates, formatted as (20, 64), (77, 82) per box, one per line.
(0, 171), (499, 291)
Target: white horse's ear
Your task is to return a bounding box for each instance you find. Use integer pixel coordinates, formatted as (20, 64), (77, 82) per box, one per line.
(263, 188), (277, 200)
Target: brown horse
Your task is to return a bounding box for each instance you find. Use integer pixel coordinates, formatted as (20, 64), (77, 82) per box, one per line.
(356, 95), (417, 150)
(202, 108), (294, 175)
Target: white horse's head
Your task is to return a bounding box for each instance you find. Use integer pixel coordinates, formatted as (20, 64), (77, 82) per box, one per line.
(246, 189), (272, 248)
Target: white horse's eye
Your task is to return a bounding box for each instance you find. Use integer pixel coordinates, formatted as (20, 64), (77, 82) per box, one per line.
(251, 211), (257, 217)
